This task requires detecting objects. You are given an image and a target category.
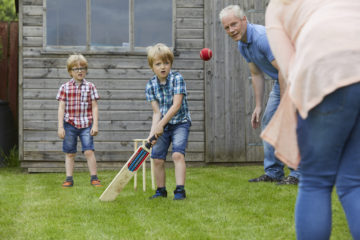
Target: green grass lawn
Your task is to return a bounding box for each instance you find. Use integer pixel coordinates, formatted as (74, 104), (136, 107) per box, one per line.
(0, 166), (350, 240)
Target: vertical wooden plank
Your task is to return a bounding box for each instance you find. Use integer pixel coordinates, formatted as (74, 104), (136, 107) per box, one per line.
(204, 0), (216, 162)
(206, 0), (227, 162)
(42, 0), (46, 48)
(18, 0), (24, 164)
(9, 22), (19, 125)
(0, 22), (9, 101)
(222, 0), (232, 160)
(212, 0), (226, 162)
(204, 0), (215, 161)
(129, 0), (134, 50)
(172, 0), (176, 49)
(86, 0), (91, 50)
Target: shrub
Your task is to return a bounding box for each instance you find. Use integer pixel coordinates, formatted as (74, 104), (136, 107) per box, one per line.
(0, 146), (19, 167)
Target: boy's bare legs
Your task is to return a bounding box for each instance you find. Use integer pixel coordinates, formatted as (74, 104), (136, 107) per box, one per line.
(65, 153), (76, 177)
(150, 154), (186, 199)
(152, 154), (186, 186)
(62, 153), (75, 187)
(153, 158), (166, 187)
(84, 150), (97, 175)
(149, 158), (167, 198)
(84, 150), (102, 186)
(173, 152), (186, 200)
(173, 152), (186, 185)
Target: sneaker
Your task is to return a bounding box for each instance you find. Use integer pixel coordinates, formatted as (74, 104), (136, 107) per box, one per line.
(62, 181), (73, 188)
(248, 174), (281, 183)
(173, 188), (186, 200)
(149, 188), (167, 199)
(91, 179), (103, 187)
(276, 176), (299, 185)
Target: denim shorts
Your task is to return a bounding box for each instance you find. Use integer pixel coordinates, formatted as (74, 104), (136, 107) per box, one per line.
(151, 121), (191, 160)
(62, 122), (94, 153)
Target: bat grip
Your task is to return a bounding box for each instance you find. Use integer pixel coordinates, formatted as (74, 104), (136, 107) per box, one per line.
(145, 135), (157, 149)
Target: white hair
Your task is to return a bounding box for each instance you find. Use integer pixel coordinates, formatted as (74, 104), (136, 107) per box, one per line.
(219, 5), (245, 21)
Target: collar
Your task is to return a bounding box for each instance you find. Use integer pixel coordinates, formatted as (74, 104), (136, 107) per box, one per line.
(70, 78), (87, 86)
(239, 23), (253, 47)
(156, 71), (172, 86)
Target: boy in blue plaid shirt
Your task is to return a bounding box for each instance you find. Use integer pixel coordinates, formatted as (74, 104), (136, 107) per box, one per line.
(145, 43), (191, 200)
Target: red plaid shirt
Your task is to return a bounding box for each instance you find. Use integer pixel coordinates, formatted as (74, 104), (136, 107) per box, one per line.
(56, 79), (100, 129)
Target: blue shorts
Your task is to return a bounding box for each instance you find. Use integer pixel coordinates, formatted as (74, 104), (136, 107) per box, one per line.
(151, 121), (191, 160)
(62, 122), (94, 153)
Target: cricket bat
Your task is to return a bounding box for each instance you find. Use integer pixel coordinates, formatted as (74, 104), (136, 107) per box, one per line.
(99, 136), (156, 201)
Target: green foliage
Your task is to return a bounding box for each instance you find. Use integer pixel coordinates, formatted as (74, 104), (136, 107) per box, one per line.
(0, 166), (350, 240)
(0, 0), (17, 22)
(0, 146), (19, 167)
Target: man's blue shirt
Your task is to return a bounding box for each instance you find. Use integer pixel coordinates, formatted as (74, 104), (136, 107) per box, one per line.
(145, 71), (191, 125)
(238, 23), (278, 80)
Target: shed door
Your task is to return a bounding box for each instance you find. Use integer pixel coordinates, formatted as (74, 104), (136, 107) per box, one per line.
(204, 0), (272, 163)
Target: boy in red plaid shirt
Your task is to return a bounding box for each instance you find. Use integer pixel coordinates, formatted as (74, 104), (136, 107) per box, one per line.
(56, 54), (102, 187)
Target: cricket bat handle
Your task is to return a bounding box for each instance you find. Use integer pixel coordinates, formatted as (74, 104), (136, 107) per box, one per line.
(145, 135), (157, 149)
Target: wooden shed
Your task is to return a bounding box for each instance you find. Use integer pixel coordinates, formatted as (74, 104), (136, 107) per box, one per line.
(18, 0), (272, 173)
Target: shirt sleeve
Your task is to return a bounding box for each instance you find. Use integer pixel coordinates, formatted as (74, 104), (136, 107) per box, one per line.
(145, 81), (156, 102)
(90, 84), (100, 100)
(56, 85), (66, 101)
(257, 34), (275, 63)
(173, 73), (186, 95)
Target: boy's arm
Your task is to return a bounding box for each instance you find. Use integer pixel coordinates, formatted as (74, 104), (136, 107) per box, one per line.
(91, 100), (98, 136)
(57, 101), (65, 139)
(149, 94), (183, 138)
(148, 101), (162, 139)
(249, 62), (265, 129)
(156, 94), (183, 134)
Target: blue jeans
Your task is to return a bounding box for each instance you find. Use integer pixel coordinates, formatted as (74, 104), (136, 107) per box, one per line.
(262, 81), (300, 179)
(151, 122), (191, 160)
(295, 83), (360, 240)
(63, 122), (94, 153)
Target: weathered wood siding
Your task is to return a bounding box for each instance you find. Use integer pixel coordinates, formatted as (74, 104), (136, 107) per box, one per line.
(19, 0), (206, 172)
(19, 0), (270, 172)
(204, 0), (272, 163)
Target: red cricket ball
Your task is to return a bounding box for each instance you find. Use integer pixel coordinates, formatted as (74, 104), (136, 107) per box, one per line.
(200, 48), (213, 61)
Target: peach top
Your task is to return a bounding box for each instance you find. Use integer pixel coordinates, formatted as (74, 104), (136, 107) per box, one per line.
(261, 0), (360, 169)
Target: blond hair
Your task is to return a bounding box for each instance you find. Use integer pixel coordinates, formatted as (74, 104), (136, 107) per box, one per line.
(219, 5), (245, 21)
(146, 43), (174, 68)
(66, 54), (88, 76)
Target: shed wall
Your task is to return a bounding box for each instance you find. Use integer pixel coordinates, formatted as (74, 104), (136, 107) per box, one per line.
(19, 0), (270, 172)
(19, 0), (206, 172)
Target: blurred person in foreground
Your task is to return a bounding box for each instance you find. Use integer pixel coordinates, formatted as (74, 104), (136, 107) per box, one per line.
(263, 0), (360, 239)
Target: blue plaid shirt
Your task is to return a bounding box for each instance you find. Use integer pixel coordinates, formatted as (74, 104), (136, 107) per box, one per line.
(145, 71), (191, 125)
